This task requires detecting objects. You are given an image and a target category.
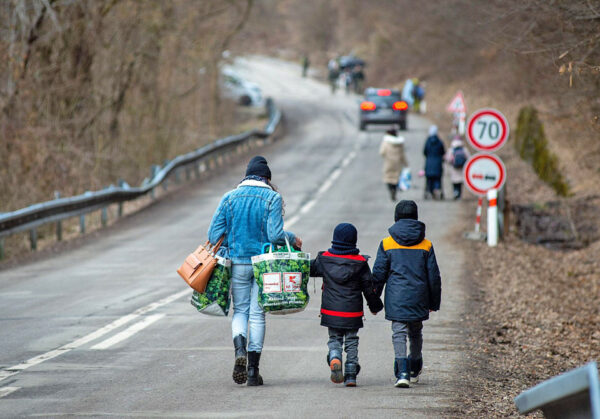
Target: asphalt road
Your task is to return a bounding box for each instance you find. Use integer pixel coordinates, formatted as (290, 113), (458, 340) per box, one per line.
(0, 57), (467, 418)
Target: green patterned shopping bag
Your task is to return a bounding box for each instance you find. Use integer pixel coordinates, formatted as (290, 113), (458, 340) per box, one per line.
(190, 256), (231, 316)
(251, 238), (310, 314)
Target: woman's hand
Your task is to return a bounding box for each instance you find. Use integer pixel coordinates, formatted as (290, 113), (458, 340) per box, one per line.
(294, 236), (303, 250)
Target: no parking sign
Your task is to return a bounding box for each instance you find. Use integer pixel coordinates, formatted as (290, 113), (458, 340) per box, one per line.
(463, 153), (506, 196)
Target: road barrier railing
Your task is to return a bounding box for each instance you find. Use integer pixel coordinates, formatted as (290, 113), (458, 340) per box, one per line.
(0, 98), (281, 258)
(514, 361), (600, 418)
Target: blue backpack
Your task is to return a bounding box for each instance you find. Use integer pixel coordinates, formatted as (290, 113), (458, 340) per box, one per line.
(452, 147), (467, 169)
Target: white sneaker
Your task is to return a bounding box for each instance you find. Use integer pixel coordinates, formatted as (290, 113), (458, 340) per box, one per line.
(394, 377), (410, 388)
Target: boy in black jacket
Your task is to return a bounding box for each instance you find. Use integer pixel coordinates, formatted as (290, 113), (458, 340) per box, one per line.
(310, 223), (383, 387)
(373, 200), (442, 388)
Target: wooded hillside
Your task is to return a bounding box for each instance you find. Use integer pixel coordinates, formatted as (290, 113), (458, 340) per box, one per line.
(1, 0), (253, 212)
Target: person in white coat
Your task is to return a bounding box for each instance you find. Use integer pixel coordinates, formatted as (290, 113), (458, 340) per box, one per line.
(380, 129), (408, 202)
(444, 136), (471, 200)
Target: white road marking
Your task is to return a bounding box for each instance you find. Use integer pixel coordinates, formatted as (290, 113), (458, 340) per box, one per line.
(0, 289), (189, 383)
(144, 346), (324, 352)
(0, 386), (20, 398)
(91, 314), (166, 350)
(286, 150), (358, 229)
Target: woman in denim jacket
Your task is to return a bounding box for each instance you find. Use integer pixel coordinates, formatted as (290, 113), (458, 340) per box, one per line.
(208, 156), (301, 386)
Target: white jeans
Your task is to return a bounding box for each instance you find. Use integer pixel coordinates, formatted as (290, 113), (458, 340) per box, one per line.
(231, 264), (265, 352)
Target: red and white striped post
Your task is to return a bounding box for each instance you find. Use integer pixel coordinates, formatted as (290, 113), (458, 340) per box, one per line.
(474, 197), (483, 233)
(487, 188), (498, 247)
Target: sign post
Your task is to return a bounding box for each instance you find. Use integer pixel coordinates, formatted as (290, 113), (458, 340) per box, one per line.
(463, 107), (509, 244)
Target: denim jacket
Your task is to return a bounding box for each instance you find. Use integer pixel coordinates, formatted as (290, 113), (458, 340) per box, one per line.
(208, 179), (296, 264)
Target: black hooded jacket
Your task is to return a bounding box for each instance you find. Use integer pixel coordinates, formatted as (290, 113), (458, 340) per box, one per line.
(372, 219), (442, 322)
(310, 252), (383, 329)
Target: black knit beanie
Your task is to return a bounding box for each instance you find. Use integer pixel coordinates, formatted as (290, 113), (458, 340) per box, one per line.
(328, 223), (360, 255)
(395, 200), (418, 221)
(245, 156), (271, 180)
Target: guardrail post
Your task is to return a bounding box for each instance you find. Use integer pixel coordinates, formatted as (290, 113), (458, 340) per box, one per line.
(101, 207), (108, 227)
(162, 160), (170, 191)
(101, 187), (109, 227)
(0, 238), (5, 260)
(150, 165), (160, 199)
(54, 191), (62, 241)
(175, 167), (181, 184)
(117, 180), (125, 216)
(185, 166), (191, 181)
(29, 229), (37, 251)
(80, 214), (86, 234)
(194, 162), (201, 179)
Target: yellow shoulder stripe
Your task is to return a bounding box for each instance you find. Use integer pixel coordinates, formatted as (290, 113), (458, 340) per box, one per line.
(382, 236), (432, 252)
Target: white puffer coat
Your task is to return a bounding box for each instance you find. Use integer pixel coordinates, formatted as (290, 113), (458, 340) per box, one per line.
(379, 134), (408, 184)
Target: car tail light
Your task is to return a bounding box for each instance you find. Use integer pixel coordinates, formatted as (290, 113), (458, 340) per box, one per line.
(393, 101), (408, 111)
(377, 89), (391, 96)
(360, 101), (376, 111)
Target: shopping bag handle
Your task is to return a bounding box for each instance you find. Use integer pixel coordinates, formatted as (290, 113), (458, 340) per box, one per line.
(261, 236), (292, 254)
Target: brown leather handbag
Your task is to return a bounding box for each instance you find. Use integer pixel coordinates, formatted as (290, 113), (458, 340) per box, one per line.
(177, 236), (225, 293)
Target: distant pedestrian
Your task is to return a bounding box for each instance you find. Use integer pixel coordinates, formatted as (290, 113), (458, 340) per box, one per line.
(423, 125), (445, 200)
(328, 58), (339, 94)
(444, 135), (471, 200)
(379, 129), (408, 202)
(373, 200), (442, 388)
(208, 156), (302, 387)
(352, 65), (365, 93)
(412, 79), (425, 114)
(302, 55), (310, 77)
(310, 223), (383, 387)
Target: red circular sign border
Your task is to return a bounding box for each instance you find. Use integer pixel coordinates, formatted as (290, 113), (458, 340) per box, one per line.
(467, 108), (509, 152)
(463, 153), (506, 196)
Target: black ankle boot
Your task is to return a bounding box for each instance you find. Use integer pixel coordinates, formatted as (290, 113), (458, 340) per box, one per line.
(344, 363), (360, 387)
(247, 351), (263, 386)
(232, 335), (247, 384)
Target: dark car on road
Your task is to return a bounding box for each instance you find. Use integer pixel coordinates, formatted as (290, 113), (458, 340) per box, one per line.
(359, 88), (408, 131)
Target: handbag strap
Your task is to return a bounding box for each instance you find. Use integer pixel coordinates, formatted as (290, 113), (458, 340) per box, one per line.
(211, 235), (225, 253)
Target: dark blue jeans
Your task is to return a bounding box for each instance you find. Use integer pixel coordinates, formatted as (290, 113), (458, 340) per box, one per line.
(328, 328), (359, 365)
(426, 176), (441, 195)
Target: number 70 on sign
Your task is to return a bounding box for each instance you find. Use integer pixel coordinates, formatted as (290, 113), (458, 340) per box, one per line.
(467, 108), (509, 152)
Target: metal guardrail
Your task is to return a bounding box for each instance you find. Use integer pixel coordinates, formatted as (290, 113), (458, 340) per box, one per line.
(0, 98), (281, 255)
(514, 361), (600, 418)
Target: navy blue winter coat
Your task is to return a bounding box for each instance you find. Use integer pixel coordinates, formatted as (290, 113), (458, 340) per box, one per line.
(423, 135), (445, 178)
(372, 219), (442, 322)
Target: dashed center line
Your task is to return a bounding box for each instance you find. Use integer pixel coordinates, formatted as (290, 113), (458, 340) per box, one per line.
(91, 314), (166, 350)
(0, 386), (20, 399)
(0, 289), (189, 384)
(286, 149), (358, 229)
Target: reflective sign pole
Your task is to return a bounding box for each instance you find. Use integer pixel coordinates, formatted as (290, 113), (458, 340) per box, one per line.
(475, 197), (483, 233)
(487, 188), (498, 247)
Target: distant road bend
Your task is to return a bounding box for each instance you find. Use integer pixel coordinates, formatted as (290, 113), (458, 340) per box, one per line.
(0, 57), (466, 418)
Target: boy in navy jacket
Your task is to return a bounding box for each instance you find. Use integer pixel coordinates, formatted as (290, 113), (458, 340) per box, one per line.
(373, 201), (442, 387)
(310, 223), (383, 387)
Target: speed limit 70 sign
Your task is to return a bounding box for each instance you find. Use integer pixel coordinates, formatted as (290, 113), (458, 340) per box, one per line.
(467, 108), (509, 152)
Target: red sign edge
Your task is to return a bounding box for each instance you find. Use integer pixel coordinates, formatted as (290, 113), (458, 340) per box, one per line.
(463, 153), (507, 196)
(446, 91), (466, 113)
(466, 108), (510, 152)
